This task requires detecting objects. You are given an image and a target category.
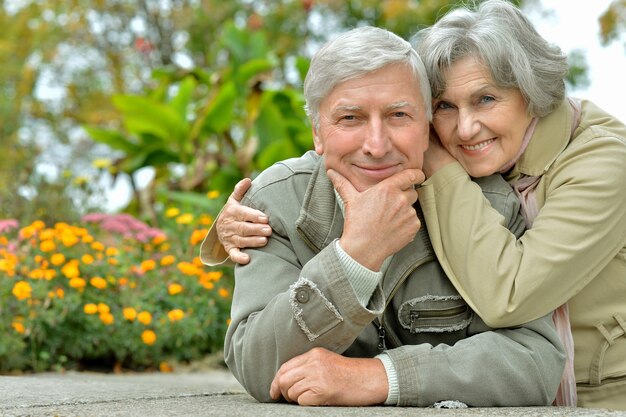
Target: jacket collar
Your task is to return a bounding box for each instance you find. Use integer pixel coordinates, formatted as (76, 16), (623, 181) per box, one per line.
(506, 98), (573, 180)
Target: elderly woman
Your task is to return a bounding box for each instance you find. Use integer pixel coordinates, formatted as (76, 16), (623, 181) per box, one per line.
(201, 0), (626, 410)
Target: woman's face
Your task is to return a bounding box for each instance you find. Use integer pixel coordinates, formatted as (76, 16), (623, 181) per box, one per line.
(431, 56), (533, 177)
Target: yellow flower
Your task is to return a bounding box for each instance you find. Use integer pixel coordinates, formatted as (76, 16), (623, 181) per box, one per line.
(218, 288), (230, 298)
(56, 288), (65, 298)
(123, 307), (137, 321)
(81, 234), (94, 244)
(90, 276), (107, 289)
(91, 241), (105, 251)
(152, 234), (167, 245)
(190, 229), (208, 246)
(107, 258), (119, 266)
(177, 262), (201, 276)
(105, 247), (118, 256)
(81, 254), (95, 265)
(62, 260), (80, 278)
(141, 330), (157, 345)
(97, 303), (110, 314)
(84, 303), (98, 314)
(31, 220), (46, 230)
(12, 281), (32, 300)
(168, 283), (183, 295)
(175, 213), (194, 225)
(39, 240), (56, 252)
(160, 255), (175, 266)
(12, 321), (26, 334)
(207, 190), (220, 199)
(206, 271), (223, 281)
(92, 158), (112, 169)
(39, 228), (55, 241)
(50, 253), (66, 266)
(167, 309), (185, 322)
(60, 231), (79, 247)
(140, 259), (156, 273)
(165, 207), (180, 218)
(99, 312), (114, 325)
(137, 311), (152, 325)
(69, 277), (86, 289)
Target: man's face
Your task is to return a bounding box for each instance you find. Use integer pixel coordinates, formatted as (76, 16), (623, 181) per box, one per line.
(313, 63), (429, 192)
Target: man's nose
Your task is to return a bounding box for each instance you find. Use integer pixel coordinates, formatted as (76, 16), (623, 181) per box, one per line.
(457, 109), (480, 141)
(362, 119), (391, 157)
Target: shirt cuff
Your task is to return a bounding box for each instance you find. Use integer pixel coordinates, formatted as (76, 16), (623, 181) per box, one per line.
(376, 353), (399, 405)
(334, 240), (382, 307)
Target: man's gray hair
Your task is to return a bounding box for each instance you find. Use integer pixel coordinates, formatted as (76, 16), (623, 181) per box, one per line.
(412, 0), (568, 118)
(304, 26), (432, 129)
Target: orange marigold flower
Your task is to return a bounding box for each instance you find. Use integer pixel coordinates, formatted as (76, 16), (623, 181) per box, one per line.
(192, 256), (204, 267)
(39, 239), (56, 252)
(90, 276), (107, 289)
(62, 260), (80, 279)
(118, 277), (129, 286)
(175, 213), (194, 225)
(81, 254), (95, 265)
(39, 228), (55, 241)
(91, 241), (105, 251)
(205, 271), (223, 281)
(97, 303), (110, 314)
(56, 288), (65, 298)
(43, 269), (56, 280)
(50, 253), (66, 266)
(31, 220), (46, 230)
(199, 280), (214, 290)
(12, 281), (32, 300)
(60, 231), (80, 248)
(167, 308), (185, 322)
(123, 307), (137, 321)
(137, 311), (152, 325)
(218, 288), (230, 298)
(69, 277), (86, 289)
(84, 303), (98, 314)
(141, 330), (157, 345)
(167, 283), (183, 295)
(199, 214), (213, 226)
(177, 261), (201, 276)
(152, 234), (167, 245)
(99, 312), (114, 325)
(108, 258), (119, 266)
(159, 361), (173, 373)
(12, 321), (26, 334)
(160, 255), (175, 266)
(190, 229), (208, 246)
(140, 259), (156, 273)
(81, 234), (94, 243)
(105, 247), (118, 256)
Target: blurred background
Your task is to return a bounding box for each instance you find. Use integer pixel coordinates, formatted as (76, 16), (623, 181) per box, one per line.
(0, 0), (624, 373)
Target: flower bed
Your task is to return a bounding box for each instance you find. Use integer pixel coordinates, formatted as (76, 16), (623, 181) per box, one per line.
(0, 212), (231, 373)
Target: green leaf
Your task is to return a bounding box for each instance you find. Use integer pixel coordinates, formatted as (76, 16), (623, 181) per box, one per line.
(83, 127), (140, 153)
(112, 95), (187, 141)
(170, 76), (197, 119)
(256, 139), (299, 170)
(236, 58), (274, 86)
(256, 95), (289, 151)
(203, 81), (237, 134)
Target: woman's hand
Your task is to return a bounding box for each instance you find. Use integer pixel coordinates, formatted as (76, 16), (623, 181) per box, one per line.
(422, 127), (457, 178)
(216, 179), (273, 265)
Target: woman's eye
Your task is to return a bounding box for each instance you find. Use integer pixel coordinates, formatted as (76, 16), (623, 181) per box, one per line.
(480, 96), (495, 104)
(435, 101), (452, 110)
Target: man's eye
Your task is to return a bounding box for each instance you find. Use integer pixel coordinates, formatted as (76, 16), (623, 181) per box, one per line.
(341, 115), (356, 121)
(392, 111), (408, 118)
(480, 96), (495, 104)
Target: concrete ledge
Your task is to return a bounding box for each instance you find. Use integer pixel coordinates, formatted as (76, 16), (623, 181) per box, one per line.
(2, 370), (625, 417)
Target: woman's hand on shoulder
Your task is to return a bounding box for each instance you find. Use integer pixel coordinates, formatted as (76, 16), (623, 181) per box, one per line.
(217, 178), (273, 265)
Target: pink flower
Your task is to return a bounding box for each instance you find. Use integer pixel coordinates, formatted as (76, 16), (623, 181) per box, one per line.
(0, 219), (19, 234)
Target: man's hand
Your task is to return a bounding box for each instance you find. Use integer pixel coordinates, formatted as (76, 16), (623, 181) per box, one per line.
(270, 347), (388, 406)
(327, 168), (423, 271)
(216, 178), (272, 265)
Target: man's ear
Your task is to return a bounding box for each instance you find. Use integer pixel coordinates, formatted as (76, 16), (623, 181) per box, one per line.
(312, 126), (324, 155)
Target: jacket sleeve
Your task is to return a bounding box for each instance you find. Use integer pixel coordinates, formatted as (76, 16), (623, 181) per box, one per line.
(419, 135), (626, 327)
(224, 228), (384, 402)
(385, 313), (565, 406)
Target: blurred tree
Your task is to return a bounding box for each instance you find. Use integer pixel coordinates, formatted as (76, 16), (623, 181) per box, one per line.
(599, 0), (626, 47)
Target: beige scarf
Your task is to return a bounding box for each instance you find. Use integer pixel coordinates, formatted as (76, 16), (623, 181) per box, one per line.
(507, 98), (581, 406)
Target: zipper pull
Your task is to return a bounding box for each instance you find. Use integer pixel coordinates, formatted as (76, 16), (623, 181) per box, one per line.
(377, 324), (387, 351)
(410, 310), (419, 333)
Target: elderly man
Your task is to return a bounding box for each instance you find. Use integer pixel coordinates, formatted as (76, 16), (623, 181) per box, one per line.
(202, 26), (565, 407)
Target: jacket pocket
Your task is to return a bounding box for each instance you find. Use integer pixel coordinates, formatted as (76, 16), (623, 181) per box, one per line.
(398, 295), (473, 333)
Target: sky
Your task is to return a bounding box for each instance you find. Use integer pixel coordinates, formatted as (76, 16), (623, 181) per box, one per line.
(527, 0), (626, 122)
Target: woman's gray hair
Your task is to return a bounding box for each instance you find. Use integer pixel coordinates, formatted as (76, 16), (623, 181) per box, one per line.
(412, 0), (568, 117)
(304, 26), (432, 129)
